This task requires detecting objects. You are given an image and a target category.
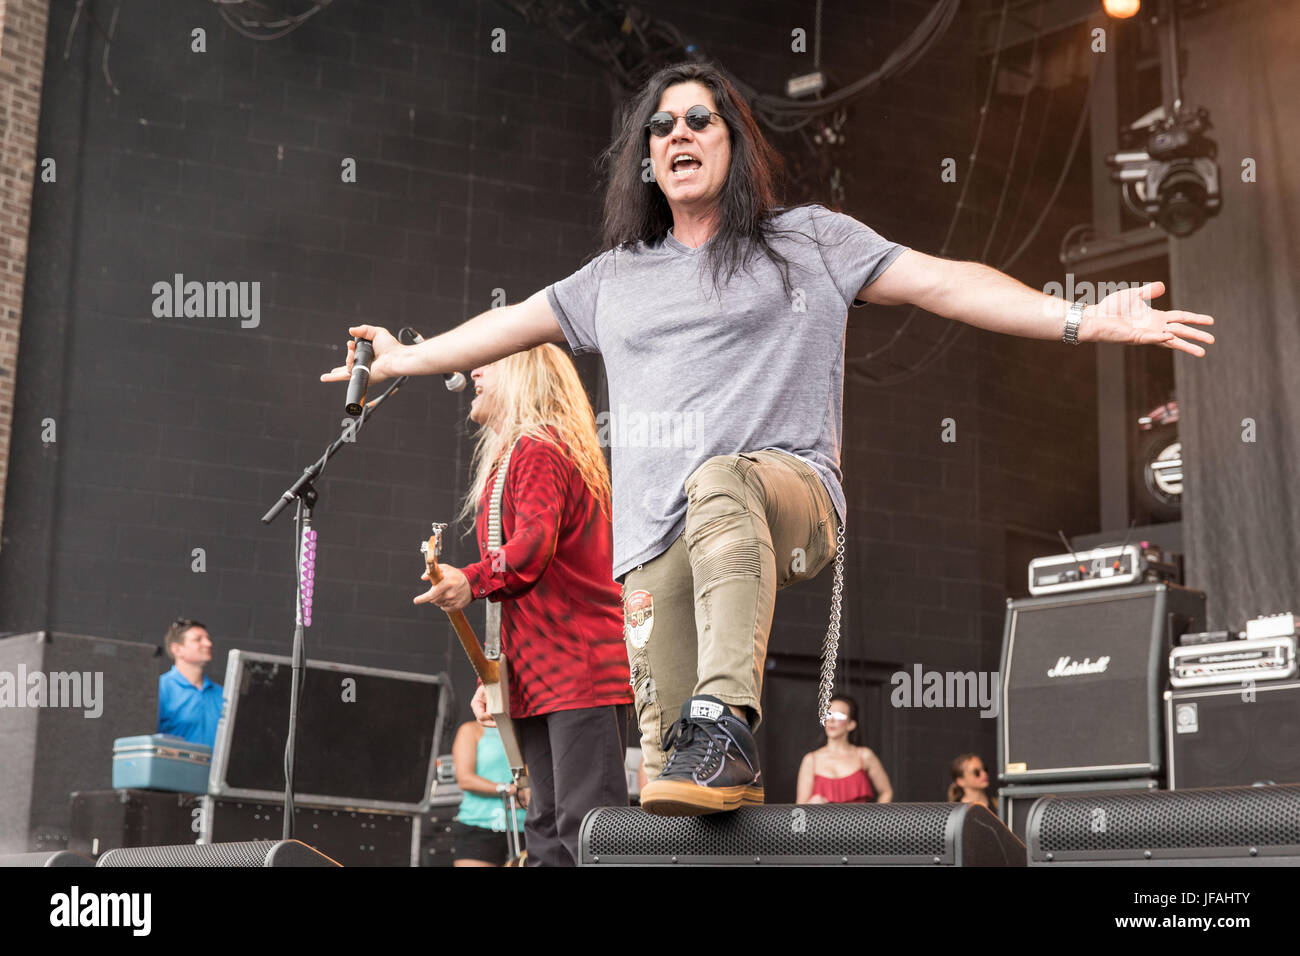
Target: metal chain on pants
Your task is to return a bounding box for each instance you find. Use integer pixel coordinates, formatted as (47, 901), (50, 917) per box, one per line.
(817, 522), (846, 724)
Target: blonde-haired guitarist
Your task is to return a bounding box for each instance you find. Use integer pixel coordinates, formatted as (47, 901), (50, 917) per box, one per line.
(415, 344), (632, 867)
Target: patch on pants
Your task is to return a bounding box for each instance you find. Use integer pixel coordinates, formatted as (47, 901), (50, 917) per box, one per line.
(624, 589), (654, 648)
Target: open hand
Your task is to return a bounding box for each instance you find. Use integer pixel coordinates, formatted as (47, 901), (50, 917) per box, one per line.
(1084, 282), (1215, 357)
(319, 325), (403, 384)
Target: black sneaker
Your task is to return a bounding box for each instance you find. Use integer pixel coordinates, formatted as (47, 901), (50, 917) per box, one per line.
(639, 695), (764, 816)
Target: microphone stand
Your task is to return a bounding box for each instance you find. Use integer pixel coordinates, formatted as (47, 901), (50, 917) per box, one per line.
(260, 368), (413, 842)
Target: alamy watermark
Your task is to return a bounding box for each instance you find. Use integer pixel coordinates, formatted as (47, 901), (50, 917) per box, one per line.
(151, 274), (260, 328)
(50, 887), (150, 935)
(596, 404), (702, 449)
(0, 667), (104, 718)
(890, 664), (999, 718)
(1040, 272), (1154, 317)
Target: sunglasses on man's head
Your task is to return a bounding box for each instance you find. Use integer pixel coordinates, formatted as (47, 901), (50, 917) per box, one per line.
(646, 105), (723, 138)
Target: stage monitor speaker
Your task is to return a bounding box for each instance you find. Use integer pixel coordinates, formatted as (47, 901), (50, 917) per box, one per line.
(579, 803), (1025, 866)
(1166, 681), (1300, 789)
(208, 651), (450, 813)
(0, 631), (165, 853)
(0, 850), (93, 867)
(96, 840), (340, 867)
(998, 778), (1159, 844)
(1026, 783), (1300, 865)
(999, 583), (1205, 783)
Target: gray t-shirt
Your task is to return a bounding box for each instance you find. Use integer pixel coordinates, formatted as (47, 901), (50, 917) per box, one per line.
(546, 203), (907, 580)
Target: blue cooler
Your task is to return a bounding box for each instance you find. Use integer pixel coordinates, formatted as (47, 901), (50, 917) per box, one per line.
(112, 734), (212, 793)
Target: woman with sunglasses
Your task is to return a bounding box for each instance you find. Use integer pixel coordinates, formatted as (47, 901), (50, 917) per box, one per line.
(947, 753), (996, 812)
(323, 59), (1213, 818)
(796, 695), (892, 804)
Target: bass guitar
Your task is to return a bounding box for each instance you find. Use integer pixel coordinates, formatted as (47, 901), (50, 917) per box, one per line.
(420, 522), (529, 792)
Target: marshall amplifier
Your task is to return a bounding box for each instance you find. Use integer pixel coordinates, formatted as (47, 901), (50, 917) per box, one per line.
(1169, 634), (1297, 687)
(1165, 681), (1300, 789)
(1028, 543), (1181, 596)
(999, 582), (1205, 783)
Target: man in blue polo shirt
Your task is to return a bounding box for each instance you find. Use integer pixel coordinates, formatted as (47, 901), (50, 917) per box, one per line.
(157, 618), (224, 748)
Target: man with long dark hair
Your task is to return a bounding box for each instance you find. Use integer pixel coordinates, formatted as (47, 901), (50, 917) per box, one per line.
(324, 61), (1214, 817)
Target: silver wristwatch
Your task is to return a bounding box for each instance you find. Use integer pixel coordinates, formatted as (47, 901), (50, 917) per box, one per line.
(1062, 300), (1085, 345)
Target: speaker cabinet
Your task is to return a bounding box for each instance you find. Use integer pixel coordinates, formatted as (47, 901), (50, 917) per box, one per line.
(199, 797), (417, 867)
(1166, 681), (1300, 789)
(579, 803), (1026, 866)
(1026, 783), (1300, 865)
(999, 583), (1204, 782)
(96, 840), (339, 867)
(0, 632), (164, 853)
(69, 789), (199, 860)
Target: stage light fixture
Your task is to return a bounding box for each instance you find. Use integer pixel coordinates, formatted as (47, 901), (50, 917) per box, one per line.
(1103, 0), (1141, 18)
(1106, 105), (1221, 238)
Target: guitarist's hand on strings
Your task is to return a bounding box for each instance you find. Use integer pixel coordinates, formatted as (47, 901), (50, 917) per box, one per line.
(414, 564), (471, 611)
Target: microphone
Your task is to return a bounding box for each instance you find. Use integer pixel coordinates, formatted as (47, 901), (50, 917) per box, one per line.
(345, 338), (374, 416)
(407, 330), (467, 392)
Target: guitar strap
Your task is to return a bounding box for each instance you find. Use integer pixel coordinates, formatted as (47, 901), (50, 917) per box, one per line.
(482, 439), (528, 786)
(484, 438), (517, 661)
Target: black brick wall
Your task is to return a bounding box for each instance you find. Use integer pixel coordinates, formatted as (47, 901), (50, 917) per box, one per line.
(3, 0), (1098, 804)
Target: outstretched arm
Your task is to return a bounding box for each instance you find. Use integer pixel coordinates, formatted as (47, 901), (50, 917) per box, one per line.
(859, 250), (1215, 357)
(320, 288), (566, 384)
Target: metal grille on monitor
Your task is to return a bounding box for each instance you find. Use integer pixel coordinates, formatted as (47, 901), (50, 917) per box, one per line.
(96, 840), (339, 867)
(582, 804), (961, 865)
(1028, 784), (1300, 863)
(0, 850), (94, 867)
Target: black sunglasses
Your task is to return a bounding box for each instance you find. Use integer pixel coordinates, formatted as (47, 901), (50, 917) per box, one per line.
(646, 105), (723, 138)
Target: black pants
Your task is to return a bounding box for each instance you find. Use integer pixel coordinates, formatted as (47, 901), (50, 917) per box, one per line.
(514, 703), (631, 867)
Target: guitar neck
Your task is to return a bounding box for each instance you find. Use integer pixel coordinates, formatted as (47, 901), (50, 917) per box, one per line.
(425, 556), (499, 684)
(423, 532), (526, 788)
(447, 607), (499, 685)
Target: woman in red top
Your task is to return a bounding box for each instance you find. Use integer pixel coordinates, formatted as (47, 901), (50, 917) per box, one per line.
(415, 343), (633, 866)
(796, 694), (893, 804)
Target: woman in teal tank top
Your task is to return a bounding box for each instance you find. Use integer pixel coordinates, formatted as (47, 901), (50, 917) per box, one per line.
(452, 720), (528, 866)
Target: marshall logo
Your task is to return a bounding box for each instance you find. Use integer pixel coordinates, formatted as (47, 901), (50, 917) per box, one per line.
(1046, 655), (1111, 678)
